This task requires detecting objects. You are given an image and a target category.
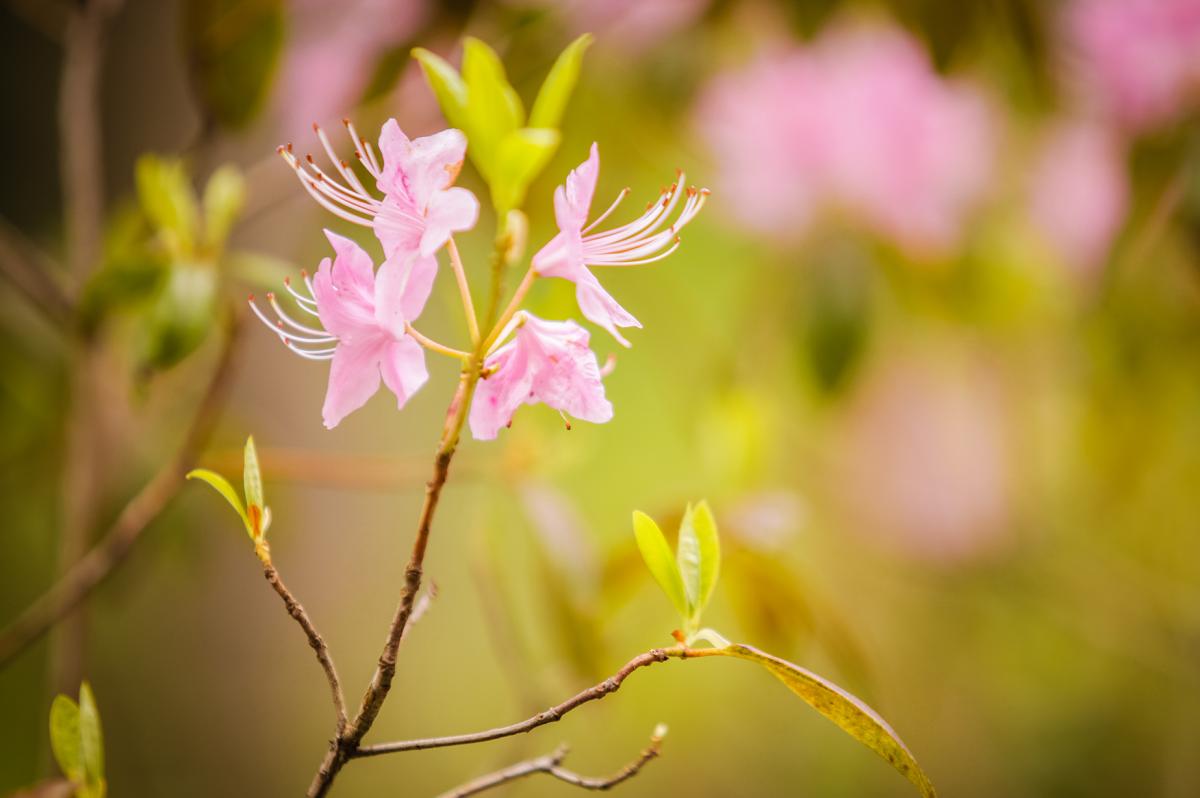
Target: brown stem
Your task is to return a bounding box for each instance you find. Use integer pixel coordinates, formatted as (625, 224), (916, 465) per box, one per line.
(263, 562), (348, 733)
(0, 318), (242, 668)
(435, 733), (665, 798)
(0, 216), (74, 327)
(354, 649), (674, 757)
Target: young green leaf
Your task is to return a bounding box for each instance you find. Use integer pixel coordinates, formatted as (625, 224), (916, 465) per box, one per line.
(48, 695), (83, 786)
(688, 501), (720, 616)
(243, 435), (264, 539)
(411, 48), (469, 131)
(492, 128), (561, 214)
(186, 468), (251, 539)
(461, 37), (524, 182)
(529, 33), (593, 129)
(715, 643), (937, 798)
(202, 164), (245, 251)
(135, 156), (200, 257)
(632, 511), (690, 621)
(77, 682), (105, 797)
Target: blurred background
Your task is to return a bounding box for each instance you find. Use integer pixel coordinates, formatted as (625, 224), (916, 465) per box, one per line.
(3, 0), (1200, 795)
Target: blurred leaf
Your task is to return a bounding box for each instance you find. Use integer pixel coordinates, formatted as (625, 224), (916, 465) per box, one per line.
(802, 253), (872, 395)
(202, 165), (245, 251)
(411, 47), (469, 130)
(135, 156), (199, 257)
(48, 695), (82, 786)
(725, 552), (816, 652)
(632, 511), (690, 623)
(184, 0), (284, 129)
(78, 255), (167, 334)
(138, 263), (218, 372)
(528, 33), (592, 129)
(77, 683), (104, 797)
(187, 467), (251, 538)
(461, 37), (524, 184)
(715, 643), (936, 798)
(677, 501), (720, 621)
(225, 251), (297, 289)
(493, 127), (560, 214)
(242, 435), (263, 539)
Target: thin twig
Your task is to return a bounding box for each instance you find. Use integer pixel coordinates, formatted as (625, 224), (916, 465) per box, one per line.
(263, 562), (348, 733)
(0, 318), (243, 668)
(435, 730), (666, 798)
(0, 217), (74, 327)
(355, 649), (674, 757)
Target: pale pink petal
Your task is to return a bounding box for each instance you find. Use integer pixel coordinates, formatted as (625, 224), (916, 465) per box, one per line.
(376, 119), (415, 199)
(419, 185), (480, 256)
(403, 129), (469, 209)
(554, 143), (600, 232)
(372, 257), (409, 340)
(400, 253), (439, 321)
(469, 343), (531, 440)
(322, 337), (386, 429)
(313, 233), (378, 339)
(531, 229), (584, 278)
(380, 335), (429, 410)
(373, 194), (425, 261)
(573, 271), (641, 348)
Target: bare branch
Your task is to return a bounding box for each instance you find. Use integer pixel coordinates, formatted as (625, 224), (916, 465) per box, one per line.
(0, 318), (243, 668)
(435, 728), (666, 798)
(354, 649), (674, 758)
(262, 562), (348, 733)
(0, 217), (74, 327)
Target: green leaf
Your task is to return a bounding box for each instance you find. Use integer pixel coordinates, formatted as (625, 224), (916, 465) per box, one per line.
(461, 37), (524, 182)
(242, 435), (263, 538)
(135, 156), (200, 257)
(202, 164), (245, 251)
(412, 48), (469, 131)
(77, 682), (104, 797)
(631, 511), (690, 622)
(187, 468), (251, 538)
(529, 33), (593, 129)
(137, 263), (218, 373)
(78, 255), (168, 334)
(48, 695), (82, 785)
(716, 643), (937, 798)
(183, 0), (284, 129)
(492, 127), (560, 214)
(677, 501), (720, 621)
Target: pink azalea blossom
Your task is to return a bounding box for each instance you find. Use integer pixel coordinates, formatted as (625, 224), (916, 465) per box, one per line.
(695, 21), (996, 257)
(1028, 120), (1129, 278)
(280, 119), (479, 262)
(469, 314), (613, 440)
(249, 231), (433, 429)
(532, 143), (708, 346)
(1062, 0), (1200, 132)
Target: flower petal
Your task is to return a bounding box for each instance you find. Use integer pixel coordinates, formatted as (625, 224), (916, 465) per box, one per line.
(380, 335), (429, 410)
(470, 343), (531, 440)
(419, 185), (480, 256)
(313, 232), (378, 339)
(573, 270), (641, 348)
(322, 337), (386, 429)
(554, 143), (600, 232)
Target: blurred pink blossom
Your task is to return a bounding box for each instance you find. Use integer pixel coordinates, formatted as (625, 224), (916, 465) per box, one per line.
(1028, 120), (1129, 278)
(1062, 0), (1200, 132)
(470, 314), (613, 440)
(277, 0), (429, 136)
(834, 352), (1013, 565)
(696, 21), (996, 257)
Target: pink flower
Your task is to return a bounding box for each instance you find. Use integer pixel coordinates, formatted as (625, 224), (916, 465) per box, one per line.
(1028, 120), (1129, 278)
(695, 21), (996, 257)
(469, 314), (613, 440)
(532, 144), (707, 346)
(280, 119), (479, 262)
(1062, 0), (1200, 132)
(249, 231), (433, 429)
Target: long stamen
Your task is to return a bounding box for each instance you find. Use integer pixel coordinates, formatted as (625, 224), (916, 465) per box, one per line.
(268, 293), (329, 337)
(285, 340), (336, 360)
(582, 181), (708, 267)
(582, 188), (631, 234)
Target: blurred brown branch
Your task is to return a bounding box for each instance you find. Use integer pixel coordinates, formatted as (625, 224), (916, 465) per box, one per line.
(262, 561), (348, 734)
(435, 732), (666, 798)
(0, 317), (242, 668)
(0, 217), (74, 327)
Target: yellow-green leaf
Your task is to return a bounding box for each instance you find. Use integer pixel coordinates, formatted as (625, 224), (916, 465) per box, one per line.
(242, 436), (263, 516)
(677, 500), (720, 620)
(48, 695), (82, 785)
(492, 127), (560, 214)
(717, 643), (936, 798)
(412, 47), (469, 131)
(632, 511), (689, 622)
(461, 37), (524, 182)
(135, 156), (199, 257)
(186, 468), (251, 539)
(202, 164), (245, 251)
(529, 33), (592, 130)
(78, 682), (104, 797)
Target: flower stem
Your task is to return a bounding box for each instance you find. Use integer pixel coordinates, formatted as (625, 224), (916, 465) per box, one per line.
(405, 323), (471, 360)
(446, 237), (480, 345)
(481, 265), (536, 354)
